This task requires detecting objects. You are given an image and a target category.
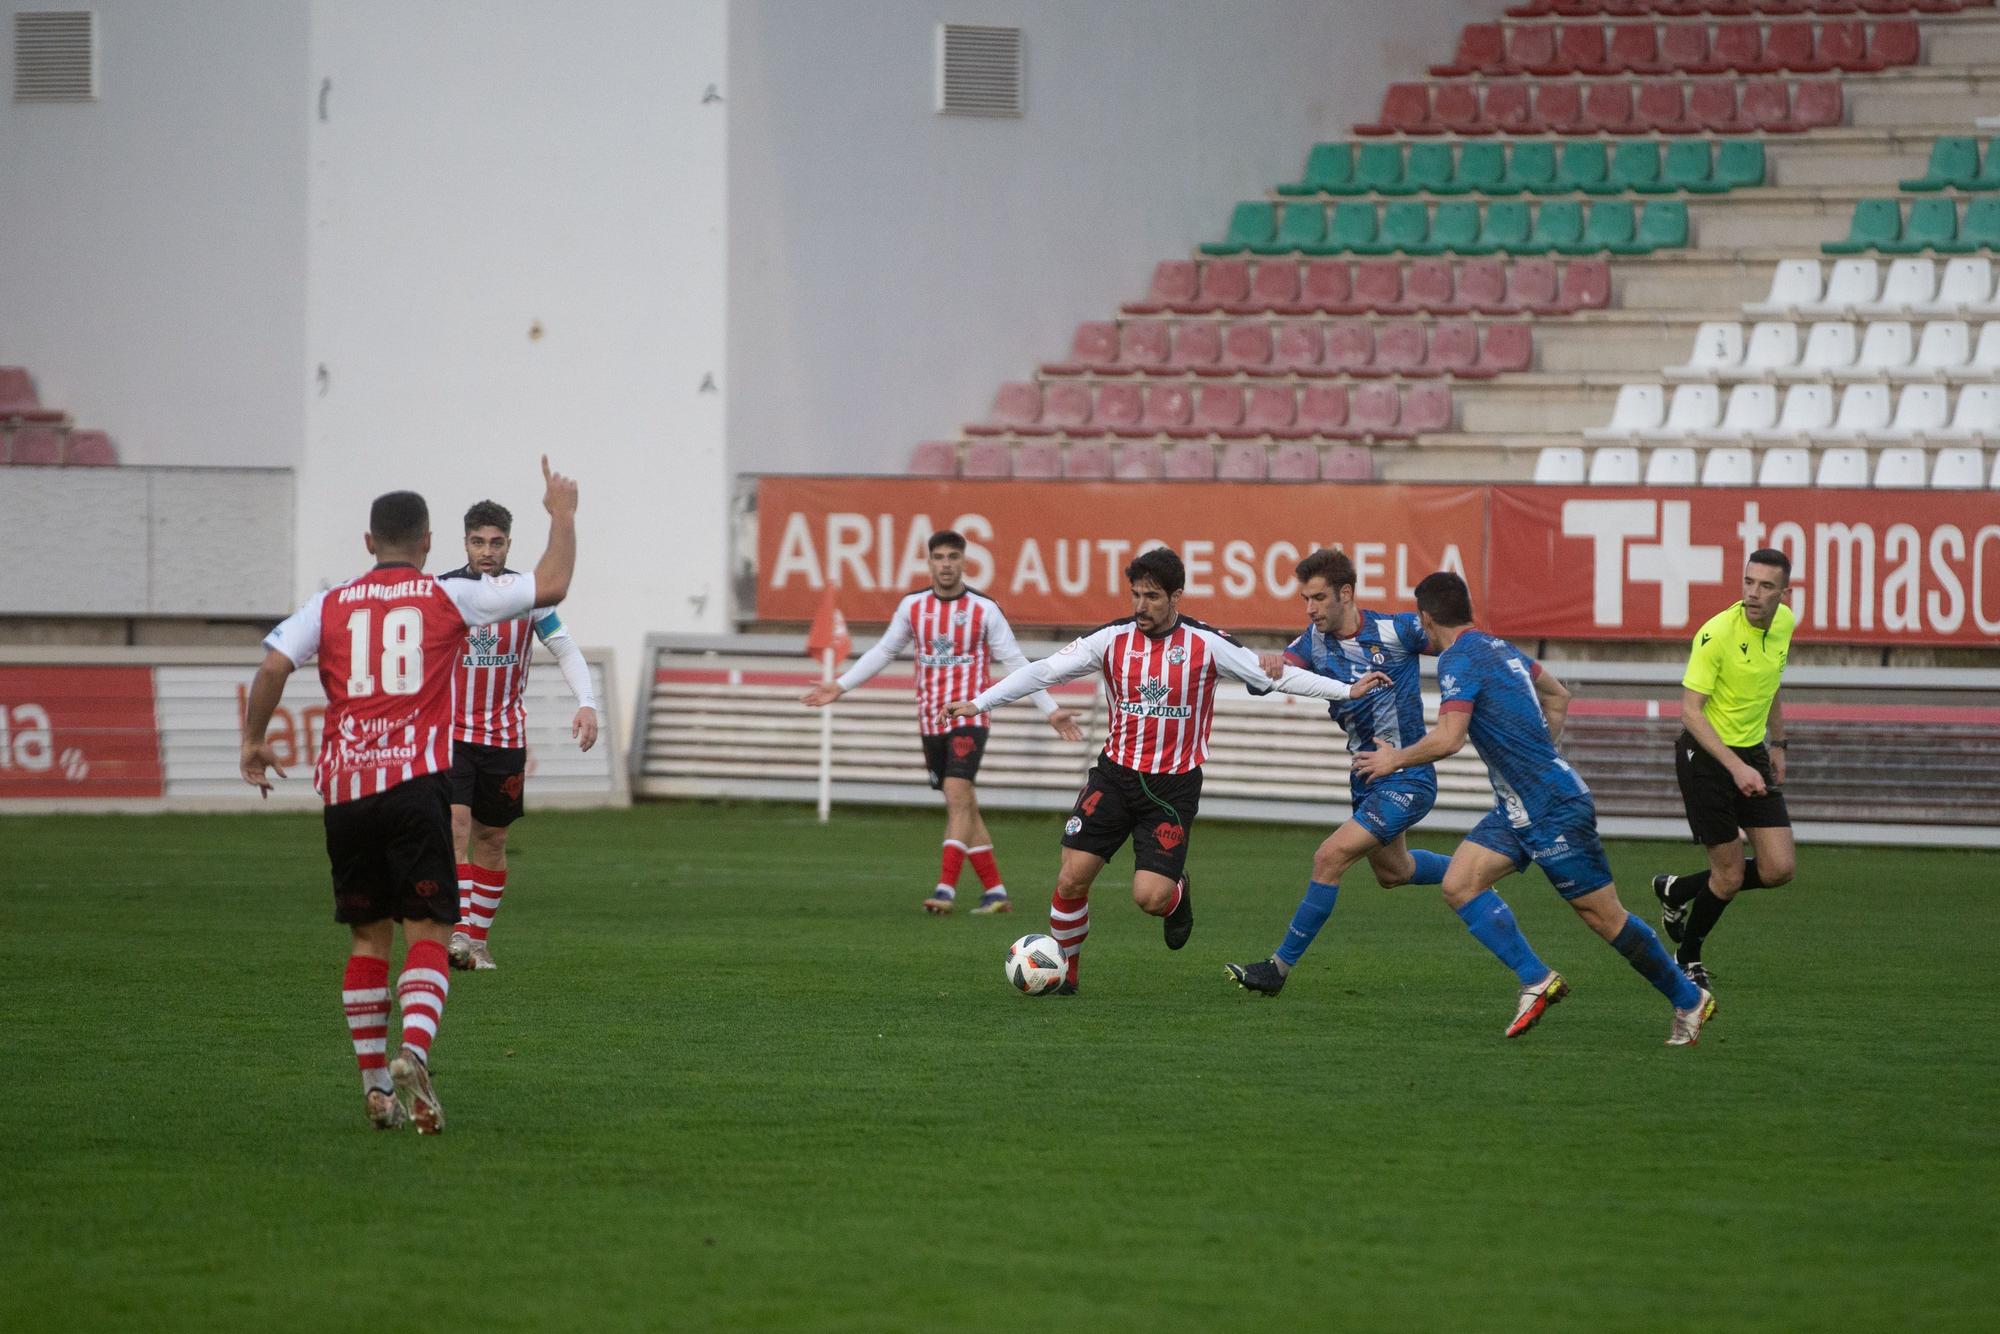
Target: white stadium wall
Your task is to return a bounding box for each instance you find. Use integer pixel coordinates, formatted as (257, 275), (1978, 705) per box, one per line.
(726, 0), (1492, 475)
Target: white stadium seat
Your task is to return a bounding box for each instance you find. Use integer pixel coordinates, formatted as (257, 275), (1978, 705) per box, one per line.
(1854, 322), (1914, 377)
(1745, 259), (1823, 317)
(1807, 259), (1882, 318)
(1935, 384), (2000, 440)
(1533, 446), (1587, 484)
(1859, 259), (1939, 318)
(1777, 322), (1857, 382)
(1584, 384), (1664, 440)
(1875, 384), (1951, 441)
(1991, 451), (2000, 488)
(1642, 384), (1721, 440)
(1701, 384), (1778, 440)
(1873, 447), (1928, 488)
(1816, 447), (1870, 487)
(1970, 322), (2000, 376)
(1931, 446), (1986, 488)
(1587, 445), (1642, 485)
(1644, 446), (1699, 485)
(1812, 384), (1892, 441)
(1700, 447), (1754, 485)
(1756, 384), (1836, 441)
(1930, 258), (1995, 317)
(1757, 448), (1812, 487)
(1665, 322), (1745, 380)
(1742, 322), (1801, 379)
(1892, 322), (1971, 381)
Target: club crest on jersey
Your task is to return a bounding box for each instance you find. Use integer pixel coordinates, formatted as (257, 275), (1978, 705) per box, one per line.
(1166, 645), (1188, 665)
(951, 608), (969, 626)
(1371, 650), (1386, 666)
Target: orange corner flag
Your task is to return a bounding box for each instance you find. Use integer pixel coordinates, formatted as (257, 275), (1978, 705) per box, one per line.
(805, 582), (852, 663)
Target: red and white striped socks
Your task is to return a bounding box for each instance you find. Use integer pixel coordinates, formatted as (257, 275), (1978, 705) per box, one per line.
(1050, 892), (1089, 983)
(395, 940), (451, 1067)
(967, 844), (1004, 895)
(342, 955), (392, 1095)
(456, 862), (475, 926)
(463, 865), (507, 944)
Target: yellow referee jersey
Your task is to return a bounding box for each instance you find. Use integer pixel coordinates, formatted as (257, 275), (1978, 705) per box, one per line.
(1682, 601), (1794, 748)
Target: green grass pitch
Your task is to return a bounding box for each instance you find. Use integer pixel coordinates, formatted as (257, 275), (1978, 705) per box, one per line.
(3, 803), (1995, 1332)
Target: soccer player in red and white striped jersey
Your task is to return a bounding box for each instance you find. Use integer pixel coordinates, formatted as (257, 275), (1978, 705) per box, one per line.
(440, 499), (600, 972)
(945, 547), (1386, 994)
(240, 458), (579, 1132)
(802, 530), (1084, 914)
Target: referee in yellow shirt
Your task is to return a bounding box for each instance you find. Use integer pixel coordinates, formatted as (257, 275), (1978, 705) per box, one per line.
(1651, 549), (1799, 991)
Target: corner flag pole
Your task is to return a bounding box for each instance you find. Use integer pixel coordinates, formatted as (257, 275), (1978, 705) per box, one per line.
(816, 646), (835, 824)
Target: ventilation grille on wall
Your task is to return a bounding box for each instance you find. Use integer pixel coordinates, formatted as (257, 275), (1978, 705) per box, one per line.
(936, 23), (1021, 118)
(14, 10), (96, 102)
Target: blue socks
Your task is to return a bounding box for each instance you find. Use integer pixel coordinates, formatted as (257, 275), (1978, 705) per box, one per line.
(1455, 889), (1549, 987)
(1611, 916), (1701, 1009)
(1275, 880), (1340, 967)
(1406, 849), (1450, 886)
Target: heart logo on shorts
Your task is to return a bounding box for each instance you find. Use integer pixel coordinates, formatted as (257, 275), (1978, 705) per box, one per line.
(950, 736), (976, 759)
(503, 773), (525, 800)
(1154, 822), (1185, 851)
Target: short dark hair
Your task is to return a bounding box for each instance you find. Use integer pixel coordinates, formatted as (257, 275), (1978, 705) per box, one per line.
(369, 491), (430, 546)
(464, 500), (513, 535)
(1125, 546), (1185, 596)
(1413, 571), (1474, 627)
(927, 530), (965, 554)
(1747, 547), (1791, 583)
(1295, 547), (1357, 595)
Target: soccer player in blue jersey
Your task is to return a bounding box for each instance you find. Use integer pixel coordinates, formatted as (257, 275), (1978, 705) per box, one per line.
(1354, 572), (1717, 1046)
(1224, 548), (1453, 996)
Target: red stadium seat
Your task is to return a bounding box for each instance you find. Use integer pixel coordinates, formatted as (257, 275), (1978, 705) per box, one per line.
(1659, 23), (1714, 73)
(1431, 24), (1508, 76)
(1064, 441), (1113, 479)
(1347, 383), (1403, 438)
(1467, 322), (1535, 377)
(1194, 259), (1250, 312)
(1166, 320), (1221, 373)
(1556, 23), (1615, 75)
(965, 382), (1042, 436)
(1367, 323), (1430, 378)
(1585, 81), (1640, 134)
(1452, 259), (1508, 314)
(1688, 80), (1747, 132)
(1740, 79), (1795, 131)
(1400, 383), (1454, 435)
(1270, 443), (1321, 481)
(1115, 443), (1166, 478)
(0, 367), (67, 423)
(1270, 322), (1324, 374)
(1609, 23), (1668, 74)
(1531, 83), (1589, 134)
(1043, 322), (1119, 376)
(1187, 384), (1246, 435)
(1138, 383), (1194, 435)
(1217, 441), (1268, 481)
(1294, 260), (1352, 314)
(1556, 258), (1611, 311)
(1126, 260), (1196, 315)
(1295, 384), (1351, 435)
(1508, 24), (1560, 74)
(1483, 83), (1536, 134)
(960, 440), (1012, 478)
(1324, 322), (1376, 375)
(1041, 381), (1094, 433)
(1433, 83), (1487, 135)
(1867, 20), (1920, 67)
(1321, 444), (1376, 483)
(1789, 80), (1843, 129)
(1428, 322), (1481, 377)
(1392, 259), (1456, 315)
(1245, 261), (1300, 312)
(907, 440), (958, 475)
(7, 425), (65, 464)
(1122, 321), (1173, 371)
(1096, 382), (1146, 436)
(1505, 258), (1561, 312)
(1164, 441), (1216, 479)
(1710, 22), (1773, 73)
(1356, 83), (1433, 136)
(1244, 384), (1305, 438)
(1012, 439), (1061, 478)
(1636, 81), (1695, 133)
(1762, 23), (1826, 72)
(1221, 321), (1272, 374)
(1349, 262), (1403, 313)
(62, 429), (117, 466)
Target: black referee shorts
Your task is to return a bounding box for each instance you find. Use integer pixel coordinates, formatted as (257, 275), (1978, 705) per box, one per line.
(1060, 756), (1202, 881)
(1675, 729), (1791, 848)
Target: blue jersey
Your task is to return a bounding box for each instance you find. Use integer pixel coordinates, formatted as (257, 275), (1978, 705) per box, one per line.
(1284, 610), (1435, 786)
(1436, 630), (1590, 828)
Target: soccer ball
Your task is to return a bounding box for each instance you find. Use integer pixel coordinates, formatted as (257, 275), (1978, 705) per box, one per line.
(1005, 934), (1066, 995)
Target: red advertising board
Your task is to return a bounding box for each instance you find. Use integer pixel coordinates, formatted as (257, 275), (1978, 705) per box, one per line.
(757, 478), (1486, 629)
(1488, 487), (2000, 645)
(0, 666), (164, 798)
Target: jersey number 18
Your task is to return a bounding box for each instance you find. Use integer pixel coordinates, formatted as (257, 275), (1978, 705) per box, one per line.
(346, 607), (424, 698)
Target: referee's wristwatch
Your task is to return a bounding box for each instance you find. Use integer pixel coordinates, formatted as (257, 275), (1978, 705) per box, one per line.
(1770, 740), (1788, 748)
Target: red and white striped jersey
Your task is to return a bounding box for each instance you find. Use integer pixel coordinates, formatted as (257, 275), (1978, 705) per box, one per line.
(263, 564), (538, 805)
(439, 566), (596, 749)
(837, 586), (1057, 737)
(971, 614), (1359, 774)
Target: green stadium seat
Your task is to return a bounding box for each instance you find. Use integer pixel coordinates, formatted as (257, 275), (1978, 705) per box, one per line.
(1413, 202), (1480, 255)
(1587, 142), (1660, 196)
(1500, 142), (1558, 196)
(1881, 197), (1959, 254)
(1462, 200), (1530, 255)
(1251, 202), (1325, 255)
(1314, 202), (1379, 255)
(1279, 143), (1353, 196)
(1439, 142), (1505, 196)
(1554, 141), (1610, 194)
(1650, 142), (1720, 195)
(1941, 197), (2000, 253)
(1712, 141), (1766, 191)
(1565, 201), (1636, 254)
(1822, 199), (1902, 255)
(1394, 144), (1455, 196)
(1361, 202), (1430, 255)
(1518, 200), (1583, 255)
(1965, 141), (2000, 194)
(1202, 202), (1275, 255)
(1612, 201), (1688, 255)
(1350, 143), (1406, 195)
(1900, 137), (1980, 192)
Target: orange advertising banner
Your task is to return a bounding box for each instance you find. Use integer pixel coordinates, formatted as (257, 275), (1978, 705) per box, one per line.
(755, 478), (1487, 630)
(0, 666), (164, 798)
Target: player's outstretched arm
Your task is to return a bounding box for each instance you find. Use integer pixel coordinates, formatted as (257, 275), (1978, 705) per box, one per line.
(1212, 633), (1384, 701)
(805, 608), (913, 706)
(1353, 709), (1470, 784)
(533, 455), (580, 606)
(942, 630), (1110, 724)
(239, 649), (298, 795)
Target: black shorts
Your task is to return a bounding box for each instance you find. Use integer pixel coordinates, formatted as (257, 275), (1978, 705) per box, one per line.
(450, 741), (527, 827)
(1061, 756), (1203, 881)
(324, 773), (458, 926)
(1675, 729), (1791, 848)
(922, 727), (988, 790)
